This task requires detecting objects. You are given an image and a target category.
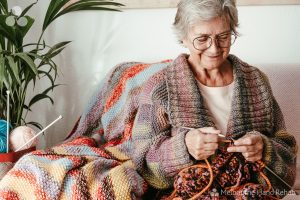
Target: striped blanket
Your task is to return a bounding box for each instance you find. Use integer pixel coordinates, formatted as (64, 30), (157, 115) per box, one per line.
(0, 60), (171, 200)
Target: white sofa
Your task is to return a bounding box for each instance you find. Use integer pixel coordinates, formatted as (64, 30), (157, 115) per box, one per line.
(0, 62), (299, 199)
(260, 64), (300, 197)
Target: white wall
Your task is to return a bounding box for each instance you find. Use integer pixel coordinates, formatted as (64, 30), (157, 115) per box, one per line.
(8, 1), (300, 147)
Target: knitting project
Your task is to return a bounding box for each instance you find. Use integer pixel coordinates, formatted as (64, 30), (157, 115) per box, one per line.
(169, 140), (278, 200)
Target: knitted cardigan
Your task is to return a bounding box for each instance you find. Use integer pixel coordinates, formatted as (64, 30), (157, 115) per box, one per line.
(132, 54), (297, 198)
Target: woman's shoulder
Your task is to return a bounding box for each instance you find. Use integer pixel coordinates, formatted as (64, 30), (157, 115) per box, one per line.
(229, 54), (268, 79)
(139, 67), (169, 104)
(229, 54), (272, 92)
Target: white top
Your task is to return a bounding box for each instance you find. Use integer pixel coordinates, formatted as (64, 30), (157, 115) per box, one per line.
(197, 80), (234, 135)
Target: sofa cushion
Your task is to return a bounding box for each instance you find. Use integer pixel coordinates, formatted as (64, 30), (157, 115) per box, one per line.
(259, 64), (300, 190)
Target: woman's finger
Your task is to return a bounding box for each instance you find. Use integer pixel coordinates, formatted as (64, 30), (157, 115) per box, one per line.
(227, 145), (257, 153)
(242, 151), (258, 158)
(244, 154), (262, 162)
(234, 134), (262, 146)
(203, 142), (218, 151)
(203, 133), (219, 143)
(198, 127), (221, 135)
(204, 150), (215, 156)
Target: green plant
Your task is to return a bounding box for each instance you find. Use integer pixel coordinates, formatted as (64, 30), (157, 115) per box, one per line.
(0, 0), (123, 129)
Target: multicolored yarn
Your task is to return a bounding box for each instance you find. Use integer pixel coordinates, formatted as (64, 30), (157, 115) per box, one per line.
(0, 162), (13, 180)
(170, 140), (276, 199)
(0, 120), (11, 153)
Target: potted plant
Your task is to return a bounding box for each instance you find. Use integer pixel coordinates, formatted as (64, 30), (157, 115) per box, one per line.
(0, 0), (123, 128)
(0, 0), (123, 177)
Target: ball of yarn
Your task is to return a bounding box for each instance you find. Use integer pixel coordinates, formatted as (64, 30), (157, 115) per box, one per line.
(0, 162), (13, 180)
(9, 126), (37, 152)
(0, 136), (6, 153)
(0, 120), (11, 153)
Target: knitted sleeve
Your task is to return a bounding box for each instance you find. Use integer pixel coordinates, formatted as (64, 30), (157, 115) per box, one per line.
(131, 102), (194, 189)
(249, 72), (297, 197)
(257, 96), (298, 197)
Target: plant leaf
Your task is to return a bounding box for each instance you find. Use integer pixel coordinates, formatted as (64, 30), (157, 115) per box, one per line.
(19, 0), (38, 17)
(23, 104), (31, 111)
(43, 84), (61, 95)
(25, 121), (43, 130)
(15, 16), (35, 46)
(0, 55), (4, 89)
(38, 70), (55, 86)
(46, 41), (70, 56)
(6, 55), (21, 84)
(28, 93), (54, 108)
(2, 68), (12, 93)
(42, 0), (123, 31)
(15, 52), (38, 75)
(0, 0), (8, 14)
(58, 1), (124, 17)
(0, 14), (16, 45)
(42, 0), (69, 31)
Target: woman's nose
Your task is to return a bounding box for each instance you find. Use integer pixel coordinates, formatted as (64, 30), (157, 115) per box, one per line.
(206, 39), (220, 53)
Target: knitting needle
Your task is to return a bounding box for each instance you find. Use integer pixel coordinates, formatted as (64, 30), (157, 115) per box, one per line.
(182, 126), (298, 195)
(180, 126), (226, 138)
(182, 125), (298, 195)
(6, 90), (10, 153)
(16, 115), (63, 152)
(264, 165), (299, 195)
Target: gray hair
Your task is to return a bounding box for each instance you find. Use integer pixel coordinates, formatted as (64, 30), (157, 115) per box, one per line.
(173, 0), (239, 43)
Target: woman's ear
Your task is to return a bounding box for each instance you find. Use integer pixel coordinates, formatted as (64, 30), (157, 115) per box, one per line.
(182, 37), (188, 48)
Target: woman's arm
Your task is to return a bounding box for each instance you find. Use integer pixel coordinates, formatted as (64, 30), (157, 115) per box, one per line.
(259, 97), (297, 195)
(131, 102), (194, 189)
(228, 96), (297, 196)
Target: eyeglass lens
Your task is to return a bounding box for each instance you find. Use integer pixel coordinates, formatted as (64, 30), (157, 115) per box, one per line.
(193, 34), (236, 51)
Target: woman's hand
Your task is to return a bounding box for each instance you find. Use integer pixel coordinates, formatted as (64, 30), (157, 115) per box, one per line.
(185, 127), (220, 160)
(227, 133), (264, 162)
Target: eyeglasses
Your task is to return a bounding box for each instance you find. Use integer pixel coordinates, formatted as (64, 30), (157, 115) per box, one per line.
(192, 32), (237, 51)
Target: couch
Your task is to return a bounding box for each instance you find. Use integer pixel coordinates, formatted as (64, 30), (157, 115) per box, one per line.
(260, 64), (299, 198)
(0, 62), (299, 199)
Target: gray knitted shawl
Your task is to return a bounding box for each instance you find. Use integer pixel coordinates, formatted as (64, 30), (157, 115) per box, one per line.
(166, 54), (274, 139)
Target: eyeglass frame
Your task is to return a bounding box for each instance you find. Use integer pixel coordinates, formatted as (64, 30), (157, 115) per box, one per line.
(192, 31), (237, 51)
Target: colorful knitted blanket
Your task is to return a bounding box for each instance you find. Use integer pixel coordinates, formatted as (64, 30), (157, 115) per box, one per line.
(0, 60), (171, 200)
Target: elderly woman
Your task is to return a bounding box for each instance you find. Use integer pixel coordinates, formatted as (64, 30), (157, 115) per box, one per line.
(132, 0), (297, 198)
(0, 0), (296, 199)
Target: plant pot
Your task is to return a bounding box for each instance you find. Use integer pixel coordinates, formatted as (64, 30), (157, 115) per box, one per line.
(0, 146), (36, 180)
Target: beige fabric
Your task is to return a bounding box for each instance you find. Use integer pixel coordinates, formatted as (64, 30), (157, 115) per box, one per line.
(197, 80), (234, 135)
(260, 64), (300, 192)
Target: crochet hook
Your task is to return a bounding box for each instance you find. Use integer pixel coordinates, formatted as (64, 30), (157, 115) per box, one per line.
(180, 126), (225, 138)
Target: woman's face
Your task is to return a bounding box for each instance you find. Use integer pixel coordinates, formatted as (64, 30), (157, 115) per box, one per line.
(182, 16), (232, 70)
